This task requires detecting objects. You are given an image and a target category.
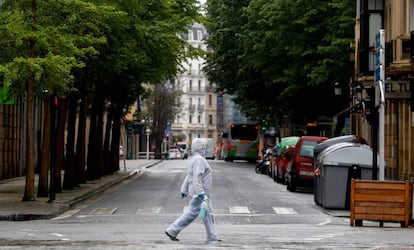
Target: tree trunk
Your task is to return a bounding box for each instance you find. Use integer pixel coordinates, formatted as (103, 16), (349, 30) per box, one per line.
(96, 99), (104, 178)
(37, 98), (50, 197)
(23, 77), (36, 201)
(63, 96), (76, 189)
(75, 93), (87, 184)
(110, 103), (122, 173)
(54, 97), (67, 193)
(86, 95), (99, 181)
(103, 109), (112, 175)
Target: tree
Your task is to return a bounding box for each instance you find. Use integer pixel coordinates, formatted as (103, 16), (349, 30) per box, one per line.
(0, 0), (114, 200)
(141, 82), (181, 159)
(205, 0), (355, 127)
(0, 0), (203, 198)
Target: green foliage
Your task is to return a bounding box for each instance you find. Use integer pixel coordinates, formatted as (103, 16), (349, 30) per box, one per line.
(205, 0), (355, 126)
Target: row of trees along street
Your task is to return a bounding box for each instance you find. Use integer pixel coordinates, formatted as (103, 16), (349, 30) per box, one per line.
(0, 0), (203, 201)
(204, 0), (356, 132)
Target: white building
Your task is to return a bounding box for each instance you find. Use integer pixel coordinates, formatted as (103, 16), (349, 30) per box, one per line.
(171, 23), (218, 148)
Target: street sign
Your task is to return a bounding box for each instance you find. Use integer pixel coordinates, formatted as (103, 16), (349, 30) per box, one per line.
(374, 30), (385, 83)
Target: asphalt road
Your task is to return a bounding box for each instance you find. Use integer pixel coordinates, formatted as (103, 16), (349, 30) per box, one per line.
(0, 159), (413, 249)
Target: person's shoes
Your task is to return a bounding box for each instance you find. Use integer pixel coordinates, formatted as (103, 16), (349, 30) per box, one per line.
(206, 239), (222, 244)
(165, 231), (179, 241)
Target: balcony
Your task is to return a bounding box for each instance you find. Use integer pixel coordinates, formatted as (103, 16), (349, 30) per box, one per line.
(197, 104), (204, 112)
(187, 87), (208, 94)
(188, 104), (195, 112)
(185, 70), (204, 76)
(187, 123), (204, 129)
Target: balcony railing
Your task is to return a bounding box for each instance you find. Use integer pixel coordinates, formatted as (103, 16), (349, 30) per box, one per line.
(197, 104), (204, 112)
(188, 104), (195, 111)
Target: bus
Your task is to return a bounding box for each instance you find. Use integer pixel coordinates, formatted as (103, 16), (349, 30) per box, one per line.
(223, 123), (260, 163)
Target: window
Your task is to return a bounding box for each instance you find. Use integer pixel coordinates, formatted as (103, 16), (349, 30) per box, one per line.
(188, 29), (193, 41)
(197, 115), (201, 123)
(197, 30), (203, 40)
(208, 115), (213, 125)
(299, 141), (318, 158)
(189, 80), (193, 91)
(198, 80), (201, 91)
(209, 94), (212, 106)
(189, 115), (192, 123)
(368, 0), (383, 10)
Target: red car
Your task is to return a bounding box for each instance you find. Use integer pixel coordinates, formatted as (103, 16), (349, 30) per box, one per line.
(274, 145), (295, 184)
(286, 136), (328, 192)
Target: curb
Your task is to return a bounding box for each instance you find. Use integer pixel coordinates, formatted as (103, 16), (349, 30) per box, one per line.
(0, 160), (162, 221)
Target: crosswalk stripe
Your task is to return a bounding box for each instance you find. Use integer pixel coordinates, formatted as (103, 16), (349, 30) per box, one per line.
(85, 206), (299, 216)
(89, 207), (117, 215)
(229, 206), (251, 214)
(137, 207), (161, 214)
(272, 207), (298, 214)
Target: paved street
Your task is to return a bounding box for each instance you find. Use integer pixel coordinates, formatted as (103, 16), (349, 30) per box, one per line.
(0, 159), (413, 249)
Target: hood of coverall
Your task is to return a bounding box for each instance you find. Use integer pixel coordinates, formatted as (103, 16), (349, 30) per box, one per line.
(191, 138), (207, 156)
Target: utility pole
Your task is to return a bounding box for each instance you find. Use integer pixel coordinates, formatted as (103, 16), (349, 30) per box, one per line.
(374, 29), (385, 180)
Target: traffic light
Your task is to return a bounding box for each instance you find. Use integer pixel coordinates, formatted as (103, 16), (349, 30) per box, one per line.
(260, 119), (268, 132)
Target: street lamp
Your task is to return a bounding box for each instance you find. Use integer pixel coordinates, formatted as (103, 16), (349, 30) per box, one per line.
(355, 84), (363, 100)
(333, 82), (343, 136)
(146, 127), (151, 160)
(334, 82), (342, 96)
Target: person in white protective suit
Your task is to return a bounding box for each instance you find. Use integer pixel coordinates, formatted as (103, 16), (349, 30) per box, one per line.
(165, 138), (220, 243)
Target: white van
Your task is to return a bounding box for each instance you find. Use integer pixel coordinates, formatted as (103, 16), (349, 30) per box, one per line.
(176, 141), (188, 159)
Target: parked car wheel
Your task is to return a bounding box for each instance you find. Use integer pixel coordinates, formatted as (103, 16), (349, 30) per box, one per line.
(287, 177), (296, 192)
(276, 170), (282, 183)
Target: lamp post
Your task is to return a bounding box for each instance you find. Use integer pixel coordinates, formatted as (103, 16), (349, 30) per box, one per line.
(333, 82), (343, 136)
(146, 127), (150, 160)
(334, 82), (342, 96)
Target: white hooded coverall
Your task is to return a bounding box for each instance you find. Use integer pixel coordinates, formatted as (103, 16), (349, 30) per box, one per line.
(165, 138), (218, 242)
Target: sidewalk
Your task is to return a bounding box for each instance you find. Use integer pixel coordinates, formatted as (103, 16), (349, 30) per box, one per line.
(0, 159), (161, 221)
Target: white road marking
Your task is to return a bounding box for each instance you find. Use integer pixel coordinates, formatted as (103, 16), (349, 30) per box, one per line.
(89, 207), (117, 215)
(51, 209), (80, 220)
(50, 233), (65, 237)
(137, 207), (161, 214)
(272, 207), (298, 214)
(229, 206), (251, 214)
(317, 218), (332, 225)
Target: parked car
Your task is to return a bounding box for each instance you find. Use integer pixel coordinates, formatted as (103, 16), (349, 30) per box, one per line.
(177, 141), (189, 159)
(285, 136), (328, 192)
(167, 148), (182, 160)
(274, 145), (296, 184)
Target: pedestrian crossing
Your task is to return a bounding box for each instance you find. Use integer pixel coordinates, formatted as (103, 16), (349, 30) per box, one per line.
(85, 206), (298, 216)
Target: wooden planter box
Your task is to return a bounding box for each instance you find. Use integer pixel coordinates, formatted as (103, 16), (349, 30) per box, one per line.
(350, 179), (412, 227)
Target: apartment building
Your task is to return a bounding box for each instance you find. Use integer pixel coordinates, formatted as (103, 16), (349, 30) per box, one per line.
(171, 23), (218, 148)
(353, 0), (414, 180)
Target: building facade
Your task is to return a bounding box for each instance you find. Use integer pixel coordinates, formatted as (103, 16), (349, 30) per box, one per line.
(353, 0), (414, 181)
(171, 23), (218, 148)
